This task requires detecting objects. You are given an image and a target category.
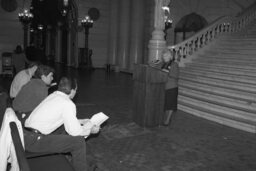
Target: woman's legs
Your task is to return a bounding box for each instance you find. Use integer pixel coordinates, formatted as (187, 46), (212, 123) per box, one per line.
(163, 110), (173, 125)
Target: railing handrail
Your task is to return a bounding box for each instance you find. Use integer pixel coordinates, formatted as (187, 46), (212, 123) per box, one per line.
(168, 2), (256, 66)
(170, 16), (229, 49)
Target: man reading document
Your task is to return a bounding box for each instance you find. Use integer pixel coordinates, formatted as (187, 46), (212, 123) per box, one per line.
(24, 77), (107, 171)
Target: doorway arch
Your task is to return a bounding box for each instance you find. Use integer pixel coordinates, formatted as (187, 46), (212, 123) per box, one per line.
(174, 12), (208, 44)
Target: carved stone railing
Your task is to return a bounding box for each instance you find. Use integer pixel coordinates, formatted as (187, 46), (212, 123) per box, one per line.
(169, 2), (256, 67)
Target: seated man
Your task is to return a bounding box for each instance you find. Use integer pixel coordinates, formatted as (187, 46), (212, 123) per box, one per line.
(24, 77), (100, 171)
(9, 63), (38, 99)
(12, 65), (54, 122)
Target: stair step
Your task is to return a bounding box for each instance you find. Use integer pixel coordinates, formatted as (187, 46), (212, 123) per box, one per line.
(179, 79), (256, 102)
(185, 62), (256, 72)
(215, 40), (256, 45)
(180, 72), (256, 93)
(214, 46), (256, 50)
(197, 53), (256, 59)
(218, 37), (256, 41)
(185, 64), (256, 77)
(179, 95), (256, 121)
(178, 104), (256, 133)
(180, 69), (256, 84)
(189, 61), (256, 70)
(193, 57), (256, 65)
(192, 60), (256, 67)
(177, 19), (256, 133)
(179, 87), (256, 113)
(201, 50), (256, 56)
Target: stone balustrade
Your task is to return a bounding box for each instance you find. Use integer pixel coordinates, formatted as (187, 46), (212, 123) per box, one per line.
(169, 2), (256, 67)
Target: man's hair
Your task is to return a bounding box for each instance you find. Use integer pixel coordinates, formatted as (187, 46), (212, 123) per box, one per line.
(34, 65), (54, 79)
(28, 62), (38, 69)
(58, 77), (77, 95)
(15, 45), (23, 54)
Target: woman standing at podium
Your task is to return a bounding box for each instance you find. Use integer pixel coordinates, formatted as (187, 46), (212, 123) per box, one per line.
(161, 49), (179, 126)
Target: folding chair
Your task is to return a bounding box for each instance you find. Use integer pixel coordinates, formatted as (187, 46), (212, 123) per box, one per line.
(2, 52), (14, 77)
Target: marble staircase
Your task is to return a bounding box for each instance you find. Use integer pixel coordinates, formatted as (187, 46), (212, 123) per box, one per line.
(178, 23), (256, 133)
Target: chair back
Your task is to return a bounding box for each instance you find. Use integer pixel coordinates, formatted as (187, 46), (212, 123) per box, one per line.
(2, 52), (13, 67)
(10, 121), (31, 171)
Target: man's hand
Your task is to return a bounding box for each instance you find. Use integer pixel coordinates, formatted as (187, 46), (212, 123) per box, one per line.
(79, 119), (90, 126)
(90, 125), (100, 134)
(50, 82), (57, 87)
(162, 68), (169, 72)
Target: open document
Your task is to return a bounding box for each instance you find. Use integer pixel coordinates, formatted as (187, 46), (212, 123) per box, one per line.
(90, 112), (109, 126)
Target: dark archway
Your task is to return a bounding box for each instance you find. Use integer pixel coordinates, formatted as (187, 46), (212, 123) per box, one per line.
(174, 12), (208, 44)
(28, 0), (78, 65)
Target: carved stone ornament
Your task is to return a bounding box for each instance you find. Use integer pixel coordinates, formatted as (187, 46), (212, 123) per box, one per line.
(1, 0), (18, 12)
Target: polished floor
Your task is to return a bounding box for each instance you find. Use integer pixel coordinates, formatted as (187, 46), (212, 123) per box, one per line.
(1, 65), (256, 171)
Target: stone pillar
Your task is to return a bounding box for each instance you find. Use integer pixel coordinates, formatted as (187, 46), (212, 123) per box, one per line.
(23, 24), (29, 50)
(116, 0), (131, 71)
(45, 25), (51, 60)
(74, 28), (79, 68)
(148, 0), (170, 63)
(27, 25), (31, 47)
(107, 0), (119, 66)
(67, 25), (72, 66)
(129, 0), (146, 70)
(55, 22), (62, 63)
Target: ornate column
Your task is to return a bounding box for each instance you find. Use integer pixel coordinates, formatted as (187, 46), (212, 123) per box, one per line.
(55, 22), (62, 63)
(74, 28), (79, 67)
(129, 0), (146, 70)
(67, 24), (72, 66)
(107, 0), (119, 66)
(148, 0), (170, 63)
(116, 0), (131, 71)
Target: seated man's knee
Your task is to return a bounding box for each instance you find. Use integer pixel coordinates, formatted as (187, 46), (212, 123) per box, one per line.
(71, 136), (86, 149)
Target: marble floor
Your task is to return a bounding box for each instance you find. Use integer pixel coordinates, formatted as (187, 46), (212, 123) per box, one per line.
(1, 65), (256, 171)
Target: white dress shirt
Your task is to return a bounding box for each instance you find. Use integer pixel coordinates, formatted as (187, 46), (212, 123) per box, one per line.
(25, 91), (92, 137)
(10, 69), (32, 98)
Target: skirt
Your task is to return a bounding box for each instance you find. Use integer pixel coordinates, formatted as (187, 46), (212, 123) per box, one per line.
(164, 87), (178, 111)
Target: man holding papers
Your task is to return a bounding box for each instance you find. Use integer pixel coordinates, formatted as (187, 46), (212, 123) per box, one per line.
(24, 77), (107, 171)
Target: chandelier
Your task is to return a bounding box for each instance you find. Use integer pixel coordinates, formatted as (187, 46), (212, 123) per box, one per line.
(18, 9), (33, 25)
(81, 15), (93, 28)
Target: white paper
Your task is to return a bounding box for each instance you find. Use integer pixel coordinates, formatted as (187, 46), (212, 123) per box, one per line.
(90, 112), (109, 126)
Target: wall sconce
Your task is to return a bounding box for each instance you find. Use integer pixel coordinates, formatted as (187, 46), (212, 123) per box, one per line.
(164, 15), (172, 40)
(60, 0), (69, 16)
(165, 16), (173, 30)
(37, 24), (44, 30)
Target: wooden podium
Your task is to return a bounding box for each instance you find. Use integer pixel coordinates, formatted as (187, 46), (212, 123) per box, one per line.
(132, 64), (167, 127)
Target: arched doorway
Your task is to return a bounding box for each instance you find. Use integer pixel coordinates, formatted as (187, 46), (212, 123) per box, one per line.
(174, 12), (208, 44)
